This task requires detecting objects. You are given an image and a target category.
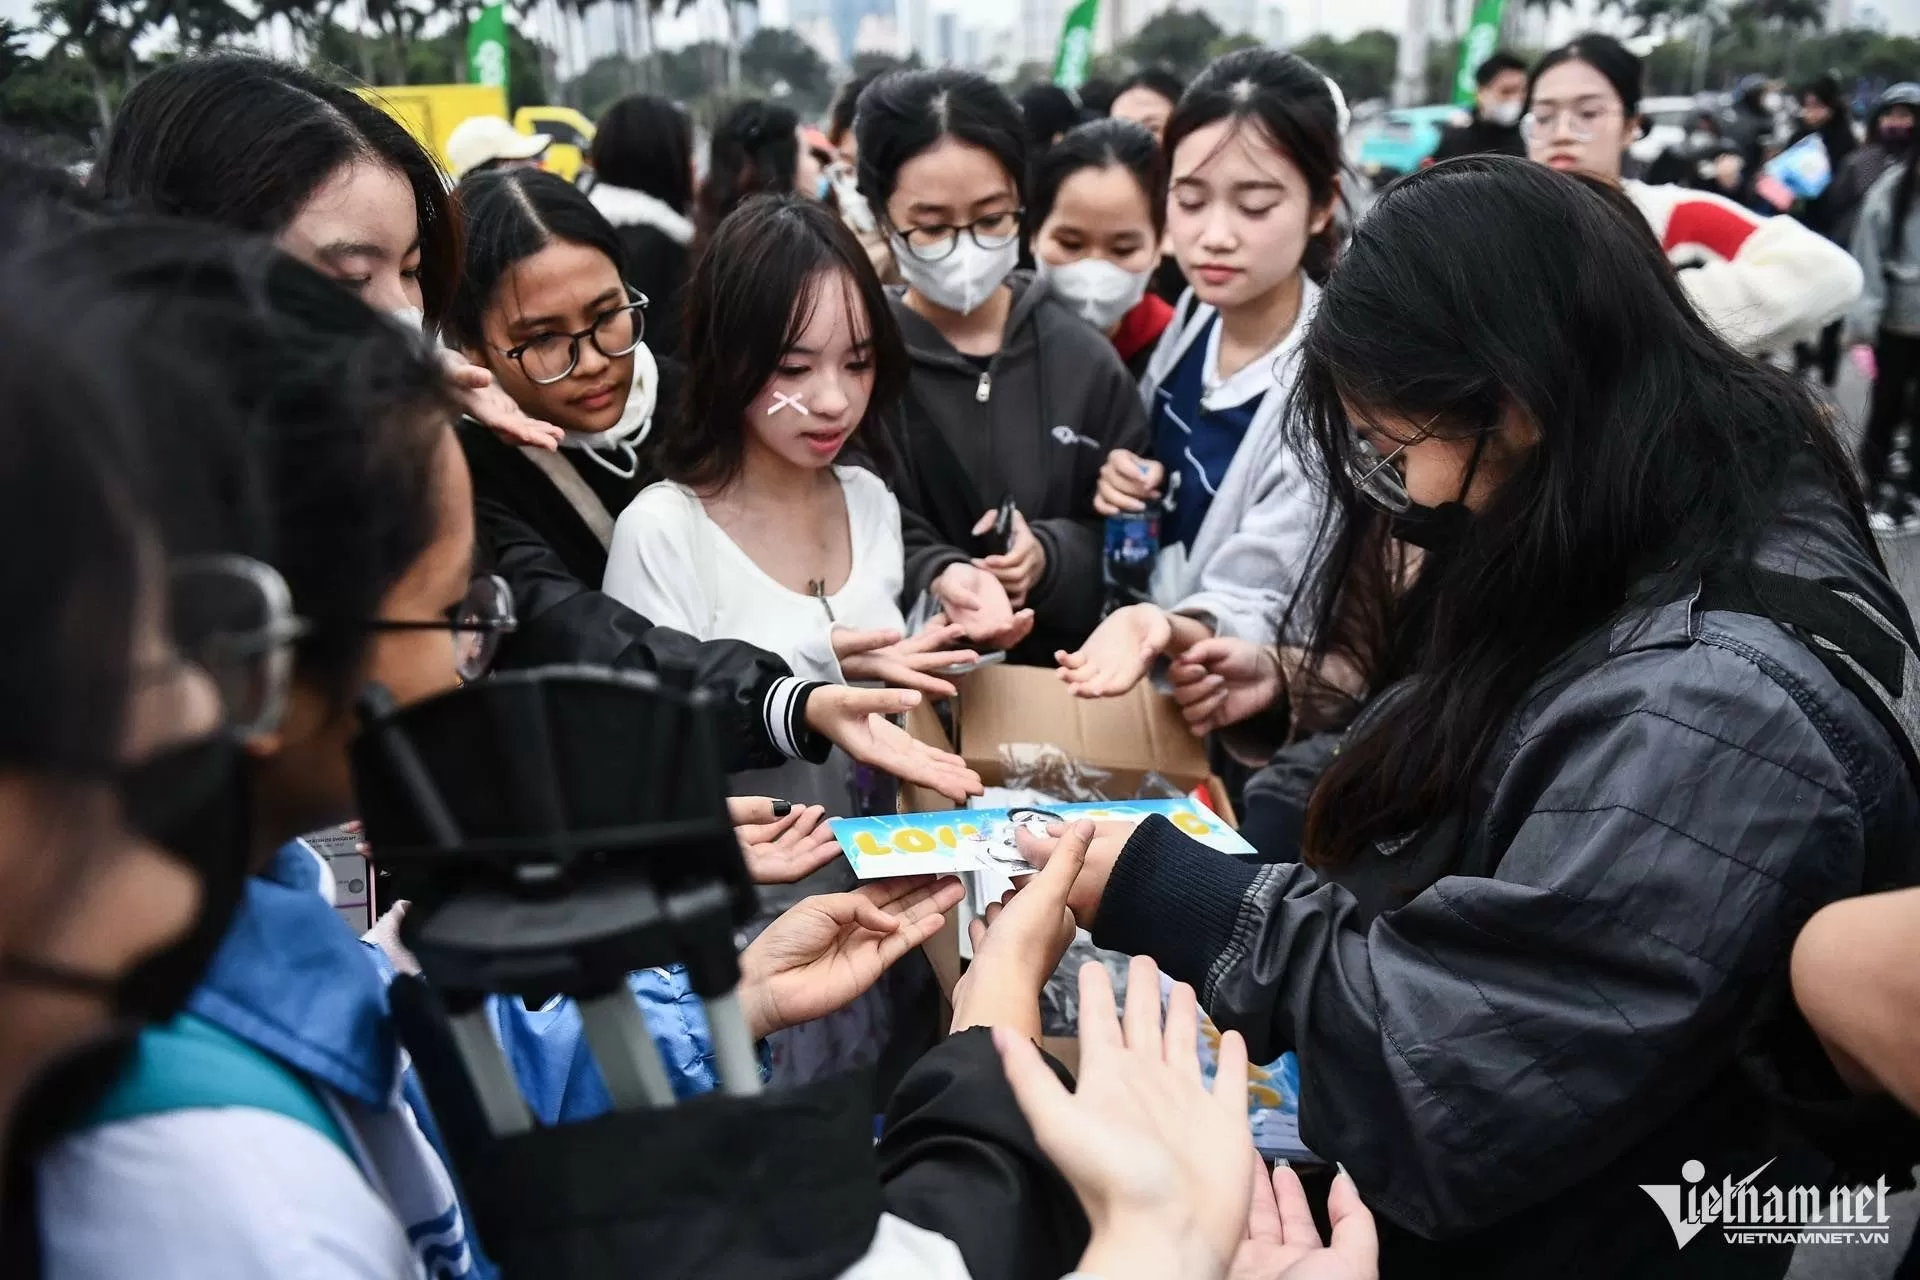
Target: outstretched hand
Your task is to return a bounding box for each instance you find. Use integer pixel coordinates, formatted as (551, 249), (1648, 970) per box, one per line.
(727, 798), (842, 885)
(739, 876), (964, 1039)
(439, 350), (565, 450)
(1228, 1160), (1379, 1280)
(832, 618), (981, 700)
(1056, 604), (1174, 699)
(996, 956), (1255, 1280)
(934, 562), (1036, 651)
(803, 685), (983, 803)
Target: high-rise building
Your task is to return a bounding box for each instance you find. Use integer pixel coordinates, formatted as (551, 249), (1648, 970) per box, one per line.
(786, 0), (897, 64)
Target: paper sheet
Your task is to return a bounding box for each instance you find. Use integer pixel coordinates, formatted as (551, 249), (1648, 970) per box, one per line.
(832, 798), (1254, 879)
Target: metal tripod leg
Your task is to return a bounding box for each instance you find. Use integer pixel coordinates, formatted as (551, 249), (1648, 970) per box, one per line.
(449, 1006), (533, 1135)
(703, 989), (764, 1097)
(578, 991), (677, 1109)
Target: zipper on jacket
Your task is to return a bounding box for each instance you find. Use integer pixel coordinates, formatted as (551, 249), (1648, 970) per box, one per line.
(975, 370), (992, 403)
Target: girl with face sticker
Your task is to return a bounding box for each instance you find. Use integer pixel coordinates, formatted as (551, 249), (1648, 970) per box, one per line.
(1522, 35), (1860, 357)
(854, 68), (1150, 666)
(447, 168), (980, 810)
(29, 224), (965, 1279)
(97, 53), (567, 454)
(605, 195), (977, 1085)
(1059, 51), (1343, 710)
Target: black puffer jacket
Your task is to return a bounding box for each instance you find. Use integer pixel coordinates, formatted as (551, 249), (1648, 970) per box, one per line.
(1093, 472), (1920, 1277)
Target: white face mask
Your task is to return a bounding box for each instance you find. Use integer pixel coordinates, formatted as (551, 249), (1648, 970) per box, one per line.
(1035, 256), (1151, 331)
(890, 232), (1019, 315)
(1484, 99), (1523, 128)
(389, 305), (427, 334)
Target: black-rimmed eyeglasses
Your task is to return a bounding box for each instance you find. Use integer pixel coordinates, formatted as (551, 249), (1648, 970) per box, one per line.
(893, 209), (1025, 262)
(356, 574), (517, 681)
(501, 288), (648, 386)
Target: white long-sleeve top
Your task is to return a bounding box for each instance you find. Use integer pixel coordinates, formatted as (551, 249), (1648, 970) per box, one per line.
(1623, 179), (1863, 354)
(603, 465), (908, 819)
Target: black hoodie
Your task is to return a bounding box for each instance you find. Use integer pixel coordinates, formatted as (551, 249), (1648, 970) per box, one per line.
(881, 270), (1149, 662)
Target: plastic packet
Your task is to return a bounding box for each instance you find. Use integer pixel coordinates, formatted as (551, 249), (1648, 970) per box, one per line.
(997, 742), (1112, 803)
(1133, 770), (1185, 800)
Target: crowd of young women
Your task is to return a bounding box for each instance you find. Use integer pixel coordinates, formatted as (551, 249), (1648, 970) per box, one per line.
(2, 27), (1919, 1280)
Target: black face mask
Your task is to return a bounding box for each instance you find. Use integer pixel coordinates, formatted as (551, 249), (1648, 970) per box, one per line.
(1387, 500), (1474, 551)
(0, 734), (254, 1025)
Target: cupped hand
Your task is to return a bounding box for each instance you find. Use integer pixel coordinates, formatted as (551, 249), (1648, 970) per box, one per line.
(1169, 638), (1285, 736)
(739, 876), (964, 1039)
(973, 508), (1046, 606)
(934, 562), (1036, 651)
(802, 685), (983, 803)
(1228, 1160), (1379, 1280)
(439, 350), (565, 450)
(1056, 604), (1173, 699)
(727, 798), (843, 885)
(833, 619), (980, 699)
(996, 956), (1254, 1280)
(1094, 449), (1166, 516)
(950, 819), (1091, 1040)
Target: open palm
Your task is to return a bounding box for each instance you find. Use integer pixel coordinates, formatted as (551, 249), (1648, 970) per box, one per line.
(739, 877), (964, 1038)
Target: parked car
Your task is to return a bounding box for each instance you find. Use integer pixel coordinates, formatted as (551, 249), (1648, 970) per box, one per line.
(1354, 104), (1467, 180)
(1632, 95), (1700, 166)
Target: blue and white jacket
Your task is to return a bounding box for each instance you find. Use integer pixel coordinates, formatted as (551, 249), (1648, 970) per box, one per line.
(36, 841), (719, 1280)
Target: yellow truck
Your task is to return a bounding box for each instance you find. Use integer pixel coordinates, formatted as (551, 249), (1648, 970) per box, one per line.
(357, 84), (597, 183)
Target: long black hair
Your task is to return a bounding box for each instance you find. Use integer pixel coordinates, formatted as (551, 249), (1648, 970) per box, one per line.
(663, 195), (905, 493)
(35, 220), (454, 706)
(1283, 156), (1867, 871)
(1162, 48), (1344, 282)
(696, 100), (799, 245)
(1027, 117), (1166, 242)
(94, 54), (460, 323)
(854, 69), (1027, 219)
(591, 93), (694, 214)
(444, 168), (631, 356)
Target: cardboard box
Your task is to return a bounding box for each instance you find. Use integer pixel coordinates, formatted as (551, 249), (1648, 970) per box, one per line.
(907, 663), (1237, 1022)
(898, 663), (1236, 821)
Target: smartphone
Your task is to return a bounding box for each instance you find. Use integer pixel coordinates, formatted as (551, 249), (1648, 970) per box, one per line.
(973, 496), (1018, 558)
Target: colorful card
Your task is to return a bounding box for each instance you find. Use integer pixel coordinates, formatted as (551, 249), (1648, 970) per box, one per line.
(832, 798), (1255, 879)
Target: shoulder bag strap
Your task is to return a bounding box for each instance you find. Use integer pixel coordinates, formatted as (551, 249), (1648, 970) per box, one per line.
(519, 446), (615, 552)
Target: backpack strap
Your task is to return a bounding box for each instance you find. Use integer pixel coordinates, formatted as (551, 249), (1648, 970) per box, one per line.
(83, 1012), (354, 1162)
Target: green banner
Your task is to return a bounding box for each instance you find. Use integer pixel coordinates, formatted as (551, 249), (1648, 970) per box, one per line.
(468, 1), (510, 92)
(1453, 0), (1505, 105)
(1053, 0), (1099, 93)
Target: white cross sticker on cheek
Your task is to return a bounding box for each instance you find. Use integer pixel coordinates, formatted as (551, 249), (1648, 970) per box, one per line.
(768, 391), (811, 416)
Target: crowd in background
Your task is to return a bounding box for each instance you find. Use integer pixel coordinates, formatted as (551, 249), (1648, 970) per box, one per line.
(3, 26), (1920, 1280)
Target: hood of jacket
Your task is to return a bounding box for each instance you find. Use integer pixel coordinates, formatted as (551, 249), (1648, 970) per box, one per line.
(588, 183), (695, 247)
(887, 268), (1056, 373)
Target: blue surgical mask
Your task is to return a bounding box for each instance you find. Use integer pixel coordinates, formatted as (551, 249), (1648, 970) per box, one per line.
(816, 173), (832, 200)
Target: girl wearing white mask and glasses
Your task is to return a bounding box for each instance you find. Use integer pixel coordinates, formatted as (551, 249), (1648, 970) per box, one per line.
(855, 68), (1150, 665)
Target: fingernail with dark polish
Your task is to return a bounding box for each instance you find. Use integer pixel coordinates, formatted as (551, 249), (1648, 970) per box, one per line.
(772, 800), (792, 817)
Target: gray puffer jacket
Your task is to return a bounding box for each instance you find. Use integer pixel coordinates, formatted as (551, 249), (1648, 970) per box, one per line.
(1092, 470), (1920, 1277)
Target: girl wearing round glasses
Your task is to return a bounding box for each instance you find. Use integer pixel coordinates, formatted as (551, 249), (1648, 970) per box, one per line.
(31, 224), (963, 1280)
(449, 168), (981, 808)
(1522, 34), (1860, 356)
(1015, 155), (1920, 1276)
(855, 69), (1150, 664)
